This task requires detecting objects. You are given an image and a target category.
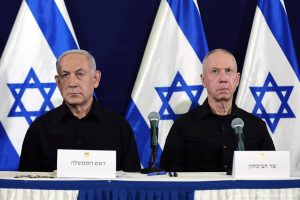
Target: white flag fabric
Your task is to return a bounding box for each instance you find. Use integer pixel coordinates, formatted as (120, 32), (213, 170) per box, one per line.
(236, 0), (300, 175)
(0, 0), (78, 170)
(126, 0), (208, 168)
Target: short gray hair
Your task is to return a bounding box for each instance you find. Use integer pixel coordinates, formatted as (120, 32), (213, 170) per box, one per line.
(56, 49), (97, 73)
(202, 49), (237, 72)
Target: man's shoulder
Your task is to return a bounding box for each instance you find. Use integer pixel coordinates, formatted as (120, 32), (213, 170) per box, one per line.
(235, 106), (265, 124)
(31, 105), (62, 125)
(95, 103), (128, 124)
(94, 104), (133, 134)
(174, 106), (203, 123)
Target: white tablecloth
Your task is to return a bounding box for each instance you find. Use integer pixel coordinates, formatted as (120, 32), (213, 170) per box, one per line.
(0, 171), (299, 200)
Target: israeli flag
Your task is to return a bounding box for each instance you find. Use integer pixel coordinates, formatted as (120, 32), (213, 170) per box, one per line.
(126, 0), (208, 168)
(0, 0), (78, 170)
(236, 0), (300, 176)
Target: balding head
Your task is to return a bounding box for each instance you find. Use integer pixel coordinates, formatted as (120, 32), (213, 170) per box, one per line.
(202, 49), (237, 73)
(56, 49), (97, 74)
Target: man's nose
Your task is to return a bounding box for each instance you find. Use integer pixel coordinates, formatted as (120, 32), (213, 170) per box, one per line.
(218, 71), (228, 82)
(68, 74), (78, 86)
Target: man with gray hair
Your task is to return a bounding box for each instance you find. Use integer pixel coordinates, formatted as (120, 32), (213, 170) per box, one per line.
(160, 49), (275, 172)
(19, 49), (140, 172)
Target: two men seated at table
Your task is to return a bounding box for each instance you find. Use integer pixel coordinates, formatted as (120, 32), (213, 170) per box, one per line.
(19, 49), (140, 172)
(19, 48), (275, 173)
(160, 49), (275, 172)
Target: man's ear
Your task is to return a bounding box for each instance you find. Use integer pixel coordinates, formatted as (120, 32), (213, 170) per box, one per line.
(55, 75), (61, 90)
(236, 72), (240, 87)
(55, 75), (59, 84)
(201, 74), (206, 87)
(93, 70), (101, 88)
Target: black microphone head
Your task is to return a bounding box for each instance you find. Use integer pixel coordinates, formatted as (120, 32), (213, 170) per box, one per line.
(148, 112), (159, 148)
(231, 118), (245, 151)
(231, 118), (244, 129)
(148, 112), (160, 121)
(231, 118), (244, 136)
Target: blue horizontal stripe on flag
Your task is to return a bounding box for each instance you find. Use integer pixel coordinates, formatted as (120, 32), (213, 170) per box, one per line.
(167, 0), (208, 62)
(259, 0), (300, 81)
(0, 122), (19, 170)
(26, 0), (78, 59)
(126, 100), (162, 168)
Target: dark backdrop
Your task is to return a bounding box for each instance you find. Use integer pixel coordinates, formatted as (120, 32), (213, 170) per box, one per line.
(1, 0), (299, 115)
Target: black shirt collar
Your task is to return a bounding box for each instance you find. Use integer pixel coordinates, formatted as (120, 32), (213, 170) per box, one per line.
(198, 98), (238, 119)
(58, 99), (102, 122)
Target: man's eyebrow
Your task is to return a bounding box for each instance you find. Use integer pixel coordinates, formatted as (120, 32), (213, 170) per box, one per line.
(75, 68), (86, 73)
(61, 68), (85, 73)
(60, 70), (69, 74)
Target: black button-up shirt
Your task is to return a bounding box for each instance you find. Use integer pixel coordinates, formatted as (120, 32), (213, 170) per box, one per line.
(19, 100), (140, 172)
(160, 99), (275, 172)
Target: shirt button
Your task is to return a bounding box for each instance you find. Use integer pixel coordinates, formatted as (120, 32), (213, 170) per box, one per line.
(222, 126), (226, 130)
(223, 146), (227, 150)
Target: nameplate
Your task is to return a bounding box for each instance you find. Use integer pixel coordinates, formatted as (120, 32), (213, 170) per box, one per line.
(232, 151), (290, 179)
(57, 149), (116, 178)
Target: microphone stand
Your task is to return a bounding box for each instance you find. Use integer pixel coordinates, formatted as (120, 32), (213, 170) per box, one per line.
(141, 144), (165, 174)
(141, 112), (165, 174)
(227, 125), (245, 175)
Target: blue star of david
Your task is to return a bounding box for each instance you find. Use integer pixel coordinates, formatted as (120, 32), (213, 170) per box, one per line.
(155, 71), (204, 120)
(7, 67), (57, 125)
(250, 72), (295, 133)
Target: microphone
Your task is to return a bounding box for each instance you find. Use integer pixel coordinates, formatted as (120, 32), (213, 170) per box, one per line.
(231, 118), (245, 151)
(141, 112), (165, 174)
(148, 112), (160, 149)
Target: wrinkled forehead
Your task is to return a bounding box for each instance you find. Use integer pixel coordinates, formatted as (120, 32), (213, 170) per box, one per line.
(203, 50), (237, 72)
(59, 53), (91, 71)
(60, 52), (89, 64)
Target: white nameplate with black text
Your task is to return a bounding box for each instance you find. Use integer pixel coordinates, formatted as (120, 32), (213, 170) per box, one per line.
(57, 149), (116, 178)
(232, 151), (290, 179)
